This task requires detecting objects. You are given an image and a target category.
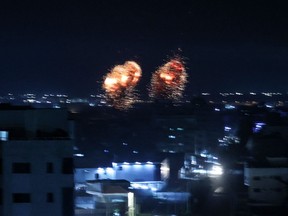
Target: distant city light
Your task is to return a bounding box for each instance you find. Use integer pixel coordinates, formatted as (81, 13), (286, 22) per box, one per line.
(253, 122), (266, 133)
(74, 153), (84, 157)
(225, 104), (235, 109)
(209, 165), (223, 176)
(97, 168), (105, 174)
(106, 167), (114, 174)
(0, 131), (8, 141)
(224, 126), (231, 132)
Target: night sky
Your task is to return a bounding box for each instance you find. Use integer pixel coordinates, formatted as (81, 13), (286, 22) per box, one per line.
(0, 0), (288, 96)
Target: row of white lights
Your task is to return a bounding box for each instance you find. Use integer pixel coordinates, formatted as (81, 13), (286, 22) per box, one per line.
(113, 161), (154, 166)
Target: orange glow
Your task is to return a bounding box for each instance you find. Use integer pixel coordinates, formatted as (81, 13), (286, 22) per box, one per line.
(149, 57), (188, 101)
(102, 61), (142, 110)
(104, 77), (118, 92)
(159, 72), (174, 84)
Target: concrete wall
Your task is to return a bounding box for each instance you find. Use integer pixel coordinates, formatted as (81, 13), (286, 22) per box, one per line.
(2, 140), (74, 216)
(245, 167), (288, 204)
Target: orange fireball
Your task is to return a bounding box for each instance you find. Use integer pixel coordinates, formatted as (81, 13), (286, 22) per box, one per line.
(149, 57), (187, 101)
(102, 61), (142, 110)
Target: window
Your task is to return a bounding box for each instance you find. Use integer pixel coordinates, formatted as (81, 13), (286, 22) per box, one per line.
(61, 158), (73, 174)
(62, 187), (73, 216)
(46, 162), (54, 173)
(95, 173), (99, 179)
(12, 163), (31, 173)
(46, 193), (54, 203)
(253, 176), (261, 180)
(0, 158), (2, 174)
(0, 188), (2, 205)
(0, 131), (8, 141)
(13, 193), (31, 203)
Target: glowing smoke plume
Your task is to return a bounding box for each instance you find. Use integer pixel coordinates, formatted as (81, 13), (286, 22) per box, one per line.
(102, 61), (142, 110)
(149, 57), (187, 101)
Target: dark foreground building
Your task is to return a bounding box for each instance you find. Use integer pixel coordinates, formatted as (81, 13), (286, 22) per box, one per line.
(0, 105), (74, 216)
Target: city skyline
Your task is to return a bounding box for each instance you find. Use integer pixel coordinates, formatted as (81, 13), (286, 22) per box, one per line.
(1, 0), (288, 96)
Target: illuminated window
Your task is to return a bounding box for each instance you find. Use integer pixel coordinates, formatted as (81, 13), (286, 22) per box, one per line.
(12, 163), (31, 173)
(13, 193), (31, 203)
(0, 131), (8, 141)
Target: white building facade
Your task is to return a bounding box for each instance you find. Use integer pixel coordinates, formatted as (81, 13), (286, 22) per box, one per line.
(244, 159), (288, 206)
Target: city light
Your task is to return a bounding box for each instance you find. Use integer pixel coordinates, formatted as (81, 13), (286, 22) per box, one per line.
(74, 153), (84, 157)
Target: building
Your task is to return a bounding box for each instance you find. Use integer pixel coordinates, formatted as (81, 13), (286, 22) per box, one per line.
(71, 102), (225, 215)
(244, 125), (288, 215)
(152, 102), (223, 154)
(244, 158), (288, 215)
(74, 156), (169, 215)
(0, 105), (74, 216)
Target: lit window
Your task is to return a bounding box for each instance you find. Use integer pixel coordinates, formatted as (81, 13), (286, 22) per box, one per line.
(0, 131), (8, 141)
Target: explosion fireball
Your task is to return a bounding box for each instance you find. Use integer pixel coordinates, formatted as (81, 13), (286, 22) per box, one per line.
(102, 61), (142, 110)
(149, 57), (187, 101)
